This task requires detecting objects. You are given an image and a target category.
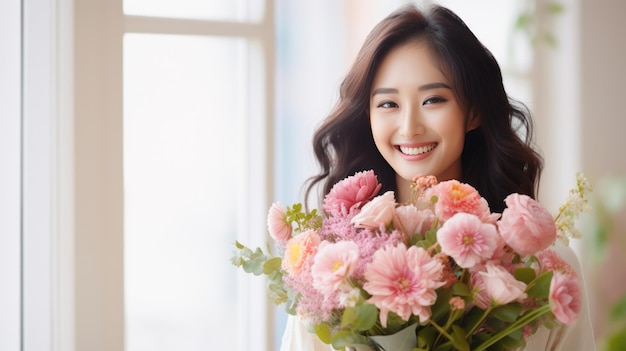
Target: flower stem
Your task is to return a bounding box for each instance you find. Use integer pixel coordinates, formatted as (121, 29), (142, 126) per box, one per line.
(473, 304), (551, 351)
(428, 319), (454, 341)
(465, 307), (492, 338)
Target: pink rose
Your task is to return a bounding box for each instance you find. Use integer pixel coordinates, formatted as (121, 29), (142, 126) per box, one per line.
(323, 170), (382, 215)
(498, 194), (557, 257)
(394, 205), (435, 238)
(549, 272), (582, 324)
(267, 202), (292, 243)
(478, 263), (527, 306)
(351, 191), (396, 229)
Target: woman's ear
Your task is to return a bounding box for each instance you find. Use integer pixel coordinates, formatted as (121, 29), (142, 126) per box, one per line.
(466, 113), (480, 132)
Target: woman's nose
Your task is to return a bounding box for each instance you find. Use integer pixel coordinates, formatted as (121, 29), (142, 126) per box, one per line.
(399, 107), (425, 137)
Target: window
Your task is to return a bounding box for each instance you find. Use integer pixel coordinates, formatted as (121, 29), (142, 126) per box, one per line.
(122, 2), (273, 351)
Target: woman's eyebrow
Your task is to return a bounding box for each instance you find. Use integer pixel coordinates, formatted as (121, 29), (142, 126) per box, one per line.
(372, 82), (451, 96)
(418, 82), (451, 91)
(371, 87), (398, 96)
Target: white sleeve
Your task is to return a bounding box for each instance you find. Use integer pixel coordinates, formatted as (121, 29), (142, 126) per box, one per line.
(279, 315), (337, 351)
(523, 242), (596, 351)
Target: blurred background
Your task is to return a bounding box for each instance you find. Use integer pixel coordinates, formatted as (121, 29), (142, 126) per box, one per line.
(1, 0), (625, 350)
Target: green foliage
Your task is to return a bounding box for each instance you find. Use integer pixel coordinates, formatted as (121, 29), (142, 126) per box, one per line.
(526, 271), (553, 299)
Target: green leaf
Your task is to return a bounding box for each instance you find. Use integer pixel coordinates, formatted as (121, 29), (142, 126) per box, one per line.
(235, 240), (245, 249)
(341, 307), (358, 327)
(314, 324), (332, 344)
(331, 330), (368, 348)
(450, 325), (470, 351)
(514, 267), (536, 284)
(527, 271), (553, 299)
(354, 304), (378, 331)
(263, 257), (282, 274)
(491, 303), (523, 322)
(611, 295), (626, 320)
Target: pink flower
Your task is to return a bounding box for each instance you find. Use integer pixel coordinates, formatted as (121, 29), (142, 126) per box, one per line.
(478, 263), (527, 306)
(469, 270), (491, 309)
(323, 170), (382, 215)
(351, 191), (396, 229)
(538, 249), (577, 278)
(498, 194), (557, 257)
(282, 229), (321, 275)
(428, 180), (497, 224)
(437, 213), (500, 268)
(311, 241), (360, 298)
(267, 202), (292, 243)
(394, 205), (435, 238)
(550, 272), (582, 324)
(363, 244), (445, 327)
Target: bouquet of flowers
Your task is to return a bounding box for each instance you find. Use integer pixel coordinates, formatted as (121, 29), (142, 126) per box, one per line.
(232, 170), (591, 351)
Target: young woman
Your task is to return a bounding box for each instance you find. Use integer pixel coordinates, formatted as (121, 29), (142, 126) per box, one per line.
(281, 4), (595, 351)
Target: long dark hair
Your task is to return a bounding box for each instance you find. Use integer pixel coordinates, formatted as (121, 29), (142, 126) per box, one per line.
(305, 4), (543, 213)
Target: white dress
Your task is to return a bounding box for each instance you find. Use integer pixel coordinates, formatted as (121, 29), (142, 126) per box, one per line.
(279, 242), (596, 351)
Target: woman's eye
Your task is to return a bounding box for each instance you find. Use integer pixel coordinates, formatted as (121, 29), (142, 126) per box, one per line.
(377, 101), (398, 108)
(423, 96), (447, 105)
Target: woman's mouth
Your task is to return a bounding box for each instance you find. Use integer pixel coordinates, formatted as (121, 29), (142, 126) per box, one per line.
(398, 143), (437, 155)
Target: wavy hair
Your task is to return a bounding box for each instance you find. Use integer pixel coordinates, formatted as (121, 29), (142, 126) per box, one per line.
(305, 4), (543, 213)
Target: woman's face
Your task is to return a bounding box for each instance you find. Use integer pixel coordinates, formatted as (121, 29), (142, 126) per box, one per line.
(369, 40), (477, 192)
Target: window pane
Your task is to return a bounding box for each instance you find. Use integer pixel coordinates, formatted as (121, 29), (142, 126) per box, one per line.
(123, 0), (265, 23)
(123, 34), (245, 350)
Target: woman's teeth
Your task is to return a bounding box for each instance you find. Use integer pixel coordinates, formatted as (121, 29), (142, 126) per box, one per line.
(399, 144), (436, 155)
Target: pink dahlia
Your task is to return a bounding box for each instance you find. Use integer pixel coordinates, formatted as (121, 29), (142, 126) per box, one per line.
(311, 241), (360, 299)
(282, 229), (321, 275)
(351, 191), (396, 229)
(363, 244), (445, 327)
(323, 170), (382, 215)
(437, 213), (499, 269)
(267, 202), (292, 244)
(549, 272), (582, 324)
(498, 194), (557, 257)
(428, 180), (497, 224)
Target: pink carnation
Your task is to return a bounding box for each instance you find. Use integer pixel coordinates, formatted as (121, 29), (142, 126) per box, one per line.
(311, 241), (360, 298)
(394, 205), (435, 238)
(469, 270), (491, 309)
(351, 191), (396, 229)
(282, 229), (321, 275)
(429, 180), (496, 224)
(363, 244), (445, 327)
(498, 194), (557, 257)
(267, 202), (292, 243)
(323, 170), (382, 215)
(549, 272), (582, 324)
(478, 263), (527, 306)
(437, 213), (500, 269)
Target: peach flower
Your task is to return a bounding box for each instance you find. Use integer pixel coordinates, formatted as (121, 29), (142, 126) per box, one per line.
(498, 194), (557, 257)
(282, 229), (320, 275)
(428, 180), (497, 224)
(311, 241), (360, 298)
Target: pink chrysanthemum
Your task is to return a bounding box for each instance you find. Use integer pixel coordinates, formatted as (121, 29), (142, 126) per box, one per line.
(550, 272), (582, 324)
(437, 213), (499, 269)
(363, 243), (445, 327)
(323, 170), (382, 216)
(282, 229), (321, 275)
(429, 180), (497, 224)
(267, 202), (292, 244)
(311, 241), (360, 298)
